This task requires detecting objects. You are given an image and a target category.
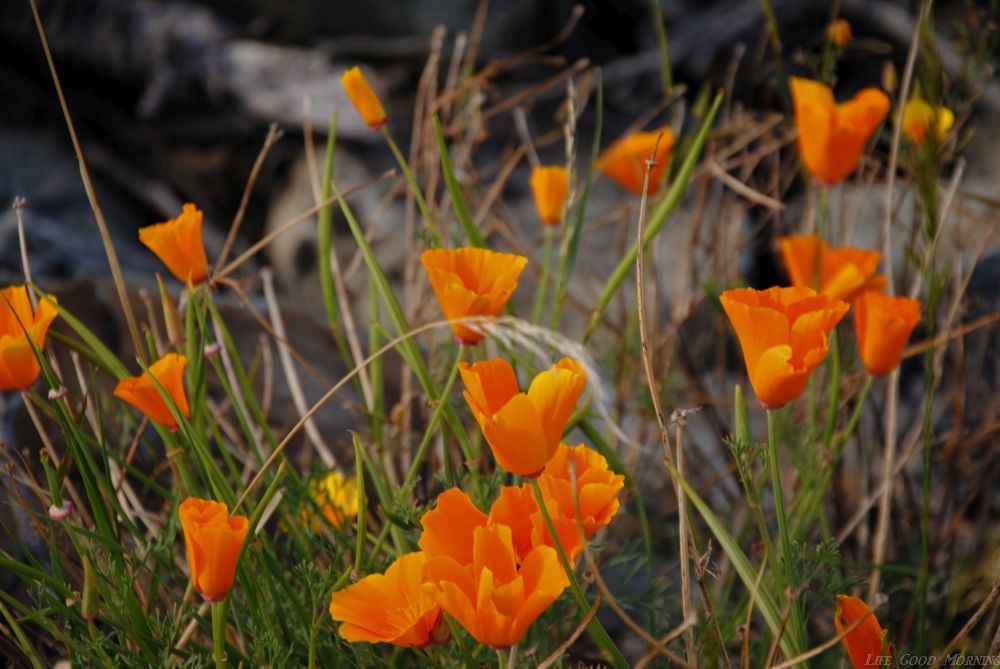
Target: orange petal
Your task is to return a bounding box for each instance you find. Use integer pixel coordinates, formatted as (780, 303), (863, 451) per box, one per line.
(418, 488), (487, 565)
(596, 128), (675, 194)
(854, 292), (921, 375)
(530, 166), (569, 225)
(834, 595), (890, 669)
(341, 66), (387, 130)
(138, 204), (209, 284)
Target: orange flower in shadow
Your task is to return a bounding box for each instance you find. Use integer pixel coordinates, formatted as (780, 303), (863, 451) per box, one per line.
(341, 66), (387, 130)
(139, 203), (209, 284)
(719, 287), (849, 408)
(529, 166), (569, 225)
(827, 19), (852, 48)
(834, 595), (891, 669)
(113, 353), (190, 430)
(422, 523), (568, 649)
(421, 248), (527, 345)
(0, 286), (58, 391)
(854, 291), (921, 375)
(459, 358), (587, 476)
(329, 552), (443, 647)
(178, 497), (248, 601)
(596, 128), (674, 194)
(778, 235), (885, 302)
(489, 443), (624, 562)
(790, 77), (889, 184)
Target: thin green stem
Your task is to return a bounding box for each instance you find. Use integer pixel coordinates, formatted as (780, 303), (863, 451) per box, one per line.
(403, 345), (464, 491)
(766, 410), (807, 662)
(381, 127), (441, 245)
(532, 226), (554, 325)
(0, 598), (45, 669)
(647, 0), (673, 99)
(820, 334), (841, 451)
(352, 433), (368, 574)
(211, 600), (227, 669)
(444, 614), (476, 669)
(529, 479), (629, 669)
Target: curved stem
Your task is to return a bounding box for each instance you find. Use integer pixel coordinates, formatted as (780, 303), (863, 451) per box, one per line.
(532, 226), (554, 325)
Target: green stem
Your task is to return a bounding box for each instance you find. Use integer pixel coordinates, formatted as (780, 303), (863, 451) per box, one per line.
(211, 600), (227, 669)
(352, 433), (368, 574)
(529, 479), (629, 669)
(444, 614), (476, 669)
(531, 226), (554, 325)
(766, 410), (807, 662)
(403, 345), (464, 490)
(647, 0), (673, 99)
(381, 127), (441, 245)
(820, 334), (841, 452)
(369, 276), (384, 443)
(917, 292), (939, 654)
(0, 598), (45, 669)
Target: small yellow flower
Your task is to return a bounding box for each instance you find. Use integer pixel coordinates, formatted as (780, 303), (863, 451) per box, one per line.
(828, 19), (852, 48)
(901, 98), (954, 144)
(304, 470), (359, 530)
(341, 66), (387, 130)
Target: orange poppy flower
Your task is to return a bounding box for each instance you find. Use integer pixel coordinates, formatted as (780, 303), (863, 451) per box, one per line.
(139, 203), (209, 284)
(113, 353), (190, 430)
(329, 552), (443, 647)
(529, 165), (569, 225)
(0, 286), (58, 391)
(854, 291), (921, 375)
(596, 128), (674, 195)
(790, 77), (890, 184)
(489, 443), (624, 562)
(459, 357), (587, 476)
(422, 523), (568, 649)
(341, 66), (387, 130)
(178, 497), (248, 601)
(778, 235), (885, 302)
(420, 248), (528, 345)
(719, 286), (849, 408)
(901, 98), (954, 144)
(834, 595), (891, 669)
(827, 19), (852, 48)
(418, 488), (488, 565)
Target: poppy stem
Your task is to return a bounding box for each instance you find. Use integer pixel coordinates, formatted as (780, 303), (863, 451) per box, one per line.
(820, 333), (841, 452)
(529, 479), (629, 669)
(531, 226), (554, 326)
(211, 600), (227, 669)
(402, 345), (465, 492)
(380, 126), (442, 246)
(765, 409), (808, 660)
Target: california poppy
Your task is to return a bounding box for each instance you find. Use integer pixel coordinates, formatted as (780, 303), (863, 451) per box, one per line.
(834, 595), (891, 669)
(460, 357), (587, 476)
(139, 203), (209, 284)
(778, 235), (885, 302)
(827, 19), (852, 48)
(178, 497), (248, 601)
(489, 443), (624, 562)
(529, 166), (569, 225)
(113, 353), (190, 430)
(901, 98), (954, 144)
(853, 291), (921, 375)
(341, 66), (387, 130)
(421, 248), (528, 344)
(596, 128), (674, 195)
(0, 285), (58, 391)
(422, 523), (568, 649)
(329, 552), (443, 647)
(304, 470), (358, 530)
(418, 487), (488, 565)
(790, 77), (890, 184)
(719, 286), (849, 408)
